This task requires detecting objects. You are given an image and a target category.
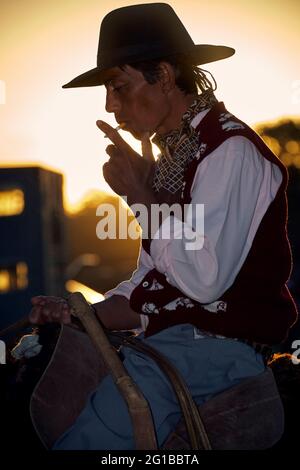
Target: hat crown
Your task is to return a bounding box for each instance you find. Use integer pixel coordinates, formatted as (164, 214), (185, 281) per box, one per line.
(97, 3), (194, 67)
(62, 3), (235, 88)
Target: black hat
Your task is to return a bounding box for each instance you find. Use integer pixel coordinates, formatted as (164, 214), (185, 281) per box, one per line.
(62, 3), (235, 89)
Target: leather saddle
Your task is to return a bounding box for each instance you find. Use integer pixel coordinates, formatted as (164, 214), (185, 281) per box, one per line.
(30, 324), (284, 450)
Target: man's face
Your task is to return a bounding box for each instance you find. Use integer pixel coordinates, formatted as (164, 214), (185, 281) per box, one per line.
(103, 65), (170, 139)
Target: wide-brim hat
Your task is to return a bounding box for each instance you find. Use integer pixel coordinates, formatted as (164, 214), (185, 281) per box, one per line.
(62, 3), (235, 89)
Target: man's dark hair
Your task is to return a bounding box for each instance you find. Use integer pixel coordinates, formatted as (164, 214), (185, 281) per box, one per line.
(127, 55), (217, 95)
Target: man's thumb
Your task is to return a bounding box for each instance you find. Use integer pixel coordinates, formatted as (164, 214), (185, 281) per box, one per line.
(141, 133), (155, 161)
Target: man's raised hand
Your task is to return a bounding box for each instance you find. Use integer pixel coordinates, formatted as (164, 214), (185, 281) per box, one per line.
(96, 120), (156, 205)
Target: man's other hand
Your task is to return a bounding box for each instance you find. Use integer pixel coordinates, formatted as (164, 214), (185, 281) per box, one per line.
(29, 296), (72, 325)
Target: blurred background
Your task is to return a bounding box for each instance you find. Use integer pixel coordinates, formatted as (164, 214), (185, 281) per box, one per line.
(0, 0), (299, 348)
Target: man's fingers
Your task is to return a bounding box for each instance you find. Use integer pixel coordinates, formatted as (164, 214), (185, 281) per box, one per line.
(62, 310), (71, 324)
(103, 162), (121, 185)
(31, 296), (46, 305)
(29, 296), (72, 325)
(97, 120), (132, 156)
(105, 144), (120, 159)
(141, 133), (155, 162)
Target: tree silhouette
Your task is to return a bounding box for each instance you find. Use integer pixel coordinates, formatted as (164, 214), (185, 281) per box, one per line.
(256, 119), (300, 349)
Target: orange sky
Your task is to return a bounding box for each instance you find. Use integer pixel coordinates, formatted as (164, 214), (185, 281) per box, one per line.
(1, 0), (300, 208)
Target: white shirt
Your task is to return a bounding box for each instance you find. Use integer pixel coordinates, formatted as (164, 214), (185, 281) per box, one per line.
(104, 109), (283, 330)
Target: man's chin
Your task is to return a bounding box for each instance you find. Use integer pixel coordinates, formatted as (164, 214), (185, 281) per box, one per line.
(125, 129), (144, 140)
(128, 129), (155, 141)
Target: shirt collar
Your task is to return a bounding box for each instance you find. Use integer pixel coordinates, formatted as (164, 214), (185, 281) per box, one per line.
(190, 107), (211, 129)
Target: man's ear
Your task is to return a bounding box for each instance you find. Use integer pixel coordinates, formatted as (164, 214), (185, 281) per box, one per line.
(159, 62), (176, 94)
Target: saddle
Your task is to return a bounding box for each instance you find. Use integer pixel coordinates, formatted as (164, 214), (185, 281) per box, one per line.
(30, 324), (284, 450)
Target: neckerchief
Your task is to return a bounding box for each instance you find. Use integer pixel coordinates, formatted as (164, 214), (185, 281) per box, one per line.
(152, 91), (218, 194)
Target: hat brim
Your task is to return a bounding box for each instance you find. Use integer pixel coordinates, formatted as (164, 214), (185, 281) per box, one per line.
(62, 45), (235, 89)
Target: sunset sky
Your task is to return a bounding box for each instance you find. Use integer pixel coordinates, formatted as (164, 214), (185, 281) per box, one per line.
(1, 0), (300, 208)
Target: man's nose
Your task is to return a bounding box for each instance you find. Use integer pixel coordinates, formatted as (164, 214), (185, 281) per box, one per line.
(105, 90), (120, 114)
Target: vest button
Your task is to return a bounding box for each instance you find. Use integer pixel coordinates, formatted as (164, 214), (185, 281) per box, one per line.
(142, 281), (149, 288)
(218, 301), (227, 312)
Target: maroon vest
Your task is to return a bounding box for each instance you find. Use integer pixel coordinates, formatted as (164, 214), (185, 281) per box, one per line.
(129, 102), (298, 345)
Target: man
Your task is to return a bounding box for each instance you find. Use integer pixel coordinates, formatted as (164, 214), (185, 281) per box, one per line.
(29, 3), (297, 450)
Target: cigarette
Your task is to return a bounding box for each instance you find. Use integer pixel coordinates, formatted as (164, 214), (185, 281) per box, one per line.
(104, 122), (126, 138)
